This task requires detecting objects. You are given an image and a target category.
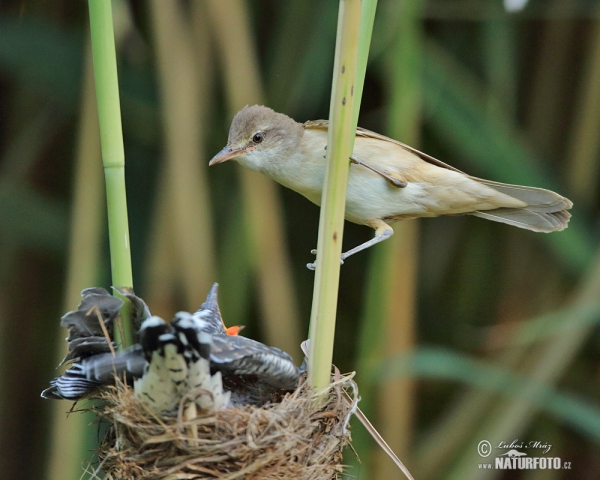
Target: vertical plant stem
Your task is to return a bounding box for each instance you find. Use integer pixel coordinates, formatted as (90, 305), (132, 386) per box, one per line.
(372, 3), (422, 476)
(88, 0), (133, 347)
(525, 0), (577, 156)
(47, 44), (104, 480)
(566, 17), (600, 205)
(148, 0), (216, 308)
(483, 8), (516, 118)
(351, 2), (421, 476)
(206, 0), (302, 362)
(307, 0), (362, 393)
(353, 0), (378, 124)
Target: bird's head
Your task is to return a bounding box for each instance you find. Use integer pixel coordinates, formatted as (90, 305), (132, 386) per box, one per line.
(138, 316), (173, 362)
(191, 283), (244, 336)
(209, 105), (303, 172)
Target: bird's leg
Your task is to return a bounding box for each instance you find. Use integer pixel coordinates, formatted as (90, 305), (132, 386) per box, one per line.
(306, 220), (394, 270)
(350, 155), (407, 188)
(341, 219), (394, 261)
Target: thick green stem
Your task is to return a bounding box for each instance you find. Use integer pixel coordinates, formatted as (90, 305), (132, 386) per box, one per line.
(353, 0), (378, 125)
(88, 0), (134, 347)
(307, 0), (364, 393)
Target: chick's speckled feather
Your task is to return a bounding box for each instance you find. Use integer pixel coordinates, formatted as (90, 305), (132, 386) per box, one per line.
(41, 284), (300, 409)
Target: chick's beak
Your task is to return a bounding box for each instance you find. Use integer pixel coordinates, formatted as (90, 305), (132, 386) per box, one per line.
(225, 325), (245, 336)
(209, 145), (254, 166)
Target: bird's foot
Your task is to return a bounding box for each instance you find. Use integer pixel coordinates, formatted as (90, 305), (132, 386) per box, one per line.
(306, 249), (345, 271)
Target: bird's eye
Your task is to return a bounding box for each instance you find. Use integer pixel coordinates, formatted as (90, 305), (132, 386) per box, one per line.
(252, 132), (264, 144)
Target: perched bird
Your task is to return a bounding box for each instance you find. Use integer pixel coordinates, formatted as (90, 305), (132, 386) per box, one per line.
(42, 284), (300, 411)
(210, 105), (572, 268)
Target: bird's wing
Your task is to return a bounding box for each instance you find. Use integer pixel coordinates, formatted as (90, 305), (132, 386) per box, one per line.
(61, 288), (122, 340)
(41, 345), (146, 400)
(59, 288), (122, 364)
(87, 344), (146, 383)
(63, 336), (114, 363)
(209, 334), (299, 391)
(303, 119), (465, 174)
(113, 286), (152, 332)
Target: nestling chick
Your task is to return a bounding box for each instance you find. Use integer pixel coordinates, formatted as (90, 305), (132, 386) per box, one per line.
(210, 105), (572, 268)
(42, 284), (300, 409)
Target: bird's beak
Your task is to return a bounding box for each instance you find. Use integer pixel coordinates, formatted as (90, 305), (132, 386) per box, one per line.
(209, 145), (254, 166)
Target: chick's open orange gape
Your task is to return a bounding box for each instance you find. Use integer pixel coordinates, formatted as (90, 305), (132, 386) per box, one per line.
(210, 105), (572, 268)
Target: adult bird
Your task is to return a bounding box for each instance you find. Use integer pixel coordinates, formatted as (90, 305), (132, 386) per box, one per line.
(210, 105), (572, 268)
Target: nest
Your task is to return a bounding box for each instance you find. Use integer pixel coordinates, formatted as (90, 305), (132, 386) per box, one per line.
(84, 373), (357, 480)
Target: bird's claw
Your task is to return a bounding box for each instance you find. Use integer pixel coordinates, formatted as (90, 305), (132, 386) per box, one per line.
(306, 255), (345, 271)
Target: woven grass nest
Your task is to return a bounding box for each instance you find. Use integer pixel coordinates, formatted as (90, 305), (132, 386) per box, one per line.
(86, 371), (357, 480)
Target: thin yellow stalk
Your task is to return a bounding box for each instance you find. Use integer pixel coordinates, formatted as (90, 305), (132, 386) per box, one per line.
(371, 227), (418, 476)
(46, 45), (104, 480)
(525, 0), (577, 154)
(191, 3), (251, 327)
(307, 0), (362, 392)
(88, 0), (133, 347)
(350, 2), (421, 476)
(144, 176), (180, 320)
(353, 0), (378, 124)
(205, 0), (302, 362)
(372, 2), (422, 475)
(566, 17), (600, 205)
(148, 0), (216, 308)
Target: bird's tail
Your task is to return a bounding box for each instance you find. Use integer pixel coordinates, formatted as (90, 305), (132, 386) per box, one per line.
(41, 347), (146, 400)
(470, 179), (572, 232)
(41, 363), (97, 400)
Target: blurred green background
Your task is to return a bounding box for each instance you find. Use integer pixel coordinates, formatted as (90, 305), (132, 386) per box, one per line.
(1, 0), (599, 479)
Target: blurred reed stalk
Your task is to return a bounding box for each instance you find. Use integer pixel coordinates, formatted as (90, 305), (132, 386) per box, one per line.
(483, 5), (517, 118)
(265, 2), (339, 115)
(307, 0), (362, 392)
(566, 15), (600, 205)
(46, 45), (104, 480)
(439, 13), (600, 476)
(485, 4), (562, 331)
(88, 0), (134, 347)
(145, 0), (216, 314)
(374, 0), (422, 476)
(443, 248), (600, 480)
(412, 13), (599, 477)
(205, 0), (302, 362)
(525, 0), (577, 157)
(350, 1), (422, 478)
